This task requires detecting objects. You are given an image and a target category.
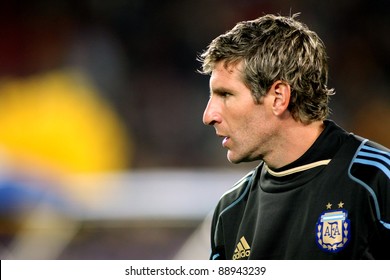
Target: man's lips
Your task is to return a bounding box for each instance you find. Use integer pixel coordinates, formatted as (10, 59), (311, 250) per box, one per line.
(221, 136), (230, 147)
(216, 133), (230, 147)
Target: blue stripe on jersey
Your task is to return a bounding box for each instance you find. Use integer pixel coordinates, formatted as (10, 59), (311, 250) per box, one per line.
(381, 221), (390, 230)
(361, 144), (390, 156)
(358, 151), (390, 166)
(211, 253), (220, 260)
(357, 144), (390, 178)
(358, 145), (390, 175)
(348, 139), (390, 230)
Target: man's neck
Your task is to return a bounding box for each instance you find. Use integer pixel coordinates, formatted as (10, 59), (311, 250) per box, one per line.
(265, 120), (325, 169)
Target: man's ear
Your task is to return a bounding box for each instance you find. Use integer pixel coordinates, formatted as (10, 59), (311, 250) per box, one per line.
(270, 80), (291, 116)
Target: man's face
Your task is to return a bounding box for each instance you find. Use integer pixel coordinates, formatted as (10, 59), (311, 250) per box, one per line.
(203, 61), (277, 163)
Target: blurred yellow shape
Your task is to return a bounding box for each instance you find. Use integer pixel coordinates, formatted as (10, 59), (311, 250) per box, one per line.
(0, 69), (132, 174)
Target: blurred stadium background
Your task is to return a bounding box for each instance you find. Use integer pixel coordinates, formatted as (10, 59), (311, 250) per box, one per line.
(0, 0), (389, 259)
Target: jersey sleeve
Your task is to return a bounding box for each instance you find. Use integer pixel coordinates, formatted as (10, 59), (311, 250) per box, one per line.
(209, 203), (226, 260)
(349, 140), (390, 229)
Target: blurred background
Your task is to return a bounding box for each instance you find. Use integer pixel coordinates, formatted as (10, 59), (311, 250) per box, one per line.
(0, 0), (389, 259)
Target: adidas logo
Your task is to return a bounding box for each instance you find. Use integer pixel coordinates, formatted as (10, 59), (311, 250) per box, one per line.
(233, 236), (251, 260)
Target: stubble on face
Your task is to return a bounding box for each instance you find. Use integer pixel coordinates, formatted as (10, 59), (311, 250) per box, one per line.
(208, 62), (277, 165)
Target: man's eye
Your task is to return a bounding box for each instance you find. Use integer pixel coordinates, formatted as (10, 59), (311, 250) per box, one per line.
(210, 90), (233, 98)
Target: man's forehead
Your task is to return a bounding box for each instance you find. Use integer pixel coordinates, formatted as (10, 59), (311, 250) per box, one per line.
(210, 60), (243, 78)
(209, 61), (249, 93)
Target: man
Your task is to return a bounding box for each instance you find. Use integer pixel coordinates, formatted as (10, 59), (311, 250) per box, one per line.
(199, 14), (390, 259)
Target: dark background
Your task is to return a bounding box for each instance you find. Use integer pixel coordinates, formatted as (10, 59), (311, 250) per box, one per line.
(0, 0), (388, 169)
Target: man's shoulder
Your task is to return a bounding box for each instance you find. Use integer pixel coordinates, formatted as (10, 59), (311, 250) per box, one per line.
(349, 138), (389, 181)
(348, 138), (390, 228)
(214, 166), (260, 214)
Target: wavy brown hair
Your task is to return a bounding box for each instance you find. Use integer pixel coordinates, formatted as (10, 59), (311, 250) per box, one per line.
(199, 14), (334, 123)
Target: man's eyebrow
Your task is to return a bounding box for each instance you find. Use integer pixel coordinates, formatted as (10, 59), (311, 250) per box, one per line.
(210, 87), (232, 95)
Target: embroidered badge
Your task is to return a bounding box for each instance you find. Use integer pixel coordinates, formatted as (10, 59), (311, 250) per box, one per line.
(316, 202), (350, 253)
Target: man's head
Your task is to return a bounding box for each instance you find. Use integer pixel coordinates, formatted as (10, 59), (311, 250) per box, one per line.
(199, 14), (334, 124)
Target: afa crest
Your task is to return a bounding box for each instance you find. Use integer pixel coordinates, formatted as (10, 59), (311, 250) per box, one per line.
(316, 208), (350, 253)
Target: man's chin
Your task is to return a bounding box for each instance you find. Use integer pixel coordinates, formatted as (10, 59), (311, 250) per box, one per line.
(227, 151), (259, 164)
(227, 152), (243, 164)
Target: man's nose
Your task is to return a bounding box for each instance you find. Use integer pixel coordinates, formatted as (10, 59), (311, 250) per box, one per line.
(202, 98), (221, 126)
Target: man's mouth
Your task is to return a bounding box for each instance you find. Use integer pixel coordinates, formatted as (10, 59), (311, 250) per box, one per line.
(222, 136), (230, 147)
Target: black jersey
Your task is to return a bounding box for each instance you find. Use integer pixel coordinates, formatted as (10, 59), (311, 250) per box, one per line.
(210, 120), (390, 260)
